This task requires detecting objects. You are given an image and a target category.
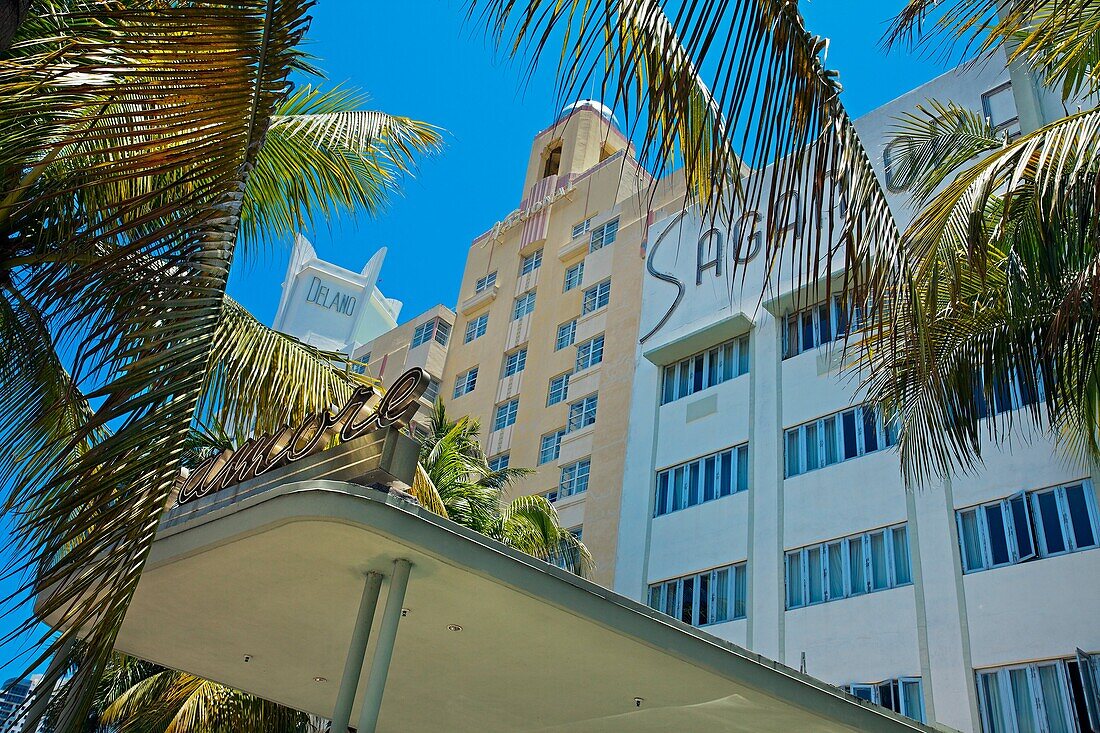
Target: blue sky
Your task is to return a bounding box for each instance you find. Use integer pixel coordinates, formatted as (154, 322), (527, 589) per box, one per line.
(226, 0), (960, 327)
(3, 0), (964, 682)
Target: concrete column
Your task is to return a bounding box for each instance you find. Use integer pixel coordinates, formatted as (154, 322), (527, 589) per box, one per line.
(330, 571), (383, 733)
(356, 558), (412, 733)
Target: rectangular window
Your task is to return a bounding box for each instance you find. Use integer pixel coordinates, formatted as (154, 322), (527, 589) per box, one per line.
(555, 319), (577, 350)
(475, 271), (497, 293)
(977, 660), (1082, 733)
(647, 563), (747, 627)
(542, 489), (559, 503)
(567, 394), (598, 432)
(512, 291), (536, 320)
(411, 317), (451, 348)
(982, 81), (1020, 136)
(539, 428), (566, 465)
(423, 379), (440, 403)
(844, 678), (925, 723)
(571, 217), (593, 239)
(547, 372), (570, 406)
(575, 334), (605, 372)
(785, 523), (912, 609)
(453, 367), (478, 398)
(563, 261), (584, 292)
(493, 399), (519, 431)
(784, 404), (898, 478)
(661, 335), (750, 404)
(464, 313), (488, 343)
(559, 457), (591, 497)
(582, 279), (611, 315)
(782, 295), (861, 359)
(519, 248), (543, 275)
(958, 481), (1098, 574)
(589, 218), (619, 252)
(502, 348), (527, 377)
(654, 444), (749, 517)
(488, 453), (509, 472)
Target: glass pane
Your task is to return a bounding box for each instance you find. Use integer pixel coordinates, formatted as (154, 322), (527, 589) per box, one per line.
(720, 451), (733, 497)
(851, 685), (874, 702)
(801, 311), (815, 350)
(681, 576), (694, 624)
(823, 416), (839, 465)
(655, 472), (669, 517)
(786, 317), (799, 357)
(672, 467), (685, 511)
(664, 581), (677, 616)
(714, 568), (729, 623)
(1036, 491), (1067, 553)
(786, 553), (804, 608)
(708, 348), (719, 388)
(804, 423), (819, 471)
(662, 366), (676, 404)
(703, 456), (717, 501)
(870, 531), (889, 589)
(1037, 664), (1072, 733)
(827, 542), (845, 598)
(688, 462), (701, 507)
(849, 538), (866, 594)
(736, 445), (749, 493)
(960, 509), (985, 571)
(734, 565), (747, 619)
(981, 672), (1010, 733)
(902, 680), (924, 722)
(647, 586), (661, 610)
(692, 354), (705, 393)
(985, 503), (1011, 566)
(697, 572), (709, 625)
(786, 430), (801, 477)
(677, 361), (690, 399)
(879, 681), (898, 713)
(738, 336), (750, 374)
(1065, 484), (1097, 548)
(1009, 494), (1035, 560)
(892, 527), (912, 585)
(1010, 668), (1039, 733)
(723, 342), (735, 380)
(807, 546), (824, 604)
(842, 410), (859, 459)
(818, 303), (832, 342)
(862, 407), (879, 453)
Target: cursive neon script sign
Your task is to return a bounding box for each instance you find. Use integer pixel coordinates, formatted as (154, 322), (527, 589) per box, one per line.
(176, 368), (429, 506)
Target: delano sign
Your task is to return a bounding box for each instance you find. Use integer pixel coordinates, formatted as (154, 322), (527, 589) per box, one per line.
(177, 368), (429, 506)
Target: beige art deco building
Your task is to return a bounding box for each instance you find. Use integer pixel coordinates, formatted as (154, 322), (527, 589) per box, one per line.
(351, 304), (455, 440)
(440, 101), (682, 585)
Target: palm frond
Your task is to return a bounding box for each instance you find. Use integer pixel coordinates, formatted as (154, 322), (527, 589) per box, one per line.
(240, 83), (443, 247)
(493, 494), (594, 578)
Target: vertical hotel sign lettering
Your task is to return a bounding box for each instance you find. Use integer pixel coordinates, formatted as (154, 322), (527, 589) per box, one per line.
(176, 368), (429, 506)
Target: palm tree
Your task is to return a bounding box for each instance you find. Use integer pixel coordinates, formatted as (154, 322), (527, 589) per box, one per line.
(411, 401), (594, 577)
(1, 3), (439, 725)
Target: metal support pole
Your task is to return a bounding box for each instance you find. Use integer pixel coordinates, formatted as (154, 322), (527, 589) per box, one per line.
(355, 558), (411, 733)
(330, 571), (383, 733)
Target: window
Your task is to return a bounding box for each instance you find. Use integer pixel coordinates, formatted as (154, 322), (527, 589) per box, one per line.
(654, 444), (749, 517)
(543, 144), (561, 178)
(883, 141), (915, 193)
(488, 453), (509, 472)
(977, 659), (1089, 733)
(493, 399), (519, 431)
(352, 358), (368, 375)
(547, 372), (570, 406)
(973, 367), (1045, 418)
(464, 313), (488, 343)
(423, 379), (440, 403)
(844, 678), (925, 723)
(575, 334), (605, 372)
(567, 394), (598, 432)
(647, 563), (747, 627)
(782, 295), (861, 358)
(520, 249), (543, 276)
(453, 367), (478, 398)
(502, 348), (528, 377)
(411, 318), (451, 348)
(539, 428), (566, 465)
(958, 481), (1098, 573)
(512, 291), (536, 320)
(589, 218), (619, 252)
(475, 271), (497, 293)
(556, 319), (577, 350)
(785, 524), (912, 609)
(982, 81), (1020, 136)
(542, 489), (559, 503)
(571, 217), (593, 239)
(559, 458), (591, 497)
(563, 261), (584, 292)
(661, 335), (750, 404)
(784, 405), (898, 478)
(582, 279), (611, 314)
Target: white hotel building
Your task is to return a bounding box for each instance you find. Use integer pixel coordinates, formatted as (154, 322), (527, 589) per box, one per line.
(614, 53), (1100, 733)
